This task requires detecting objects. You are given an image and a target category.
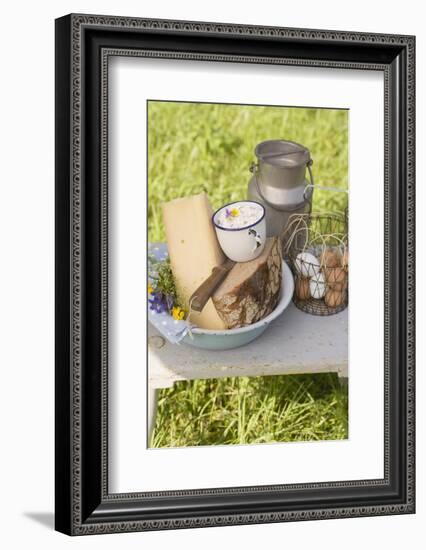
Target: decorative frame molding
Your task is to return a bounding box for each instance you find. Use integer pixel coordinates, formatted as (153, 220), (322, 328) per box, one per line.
(55, 13), (415, 535)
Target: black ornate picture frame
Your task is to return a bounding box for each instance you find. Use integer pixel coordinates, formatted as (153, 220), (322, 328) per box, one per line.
(55, 14), (415, 535)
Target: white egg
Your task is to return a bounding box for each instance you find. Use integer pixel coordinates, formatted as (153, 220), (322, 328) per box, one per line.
(310, 271), (326, 299)
(295, 252), (320, 278)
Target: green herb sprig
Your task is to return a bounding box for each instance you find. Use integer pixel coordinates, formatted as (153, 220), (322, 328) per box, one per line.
(149, 257), (185, 311)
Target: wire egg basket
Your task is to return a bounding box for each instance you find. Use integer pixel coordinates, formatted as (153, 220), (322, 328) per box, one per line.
(284, 212), (348, 316)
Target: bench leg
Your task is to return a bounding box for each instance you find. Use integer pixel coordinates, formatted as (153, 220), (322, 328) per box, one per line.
(337, 375), (348, 387)
(337, 364), (348, 387)
(148, 387), (159, 447)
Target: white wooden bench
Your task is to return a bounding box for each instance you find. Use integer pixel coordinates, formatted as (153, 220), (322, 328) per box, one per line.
(148, 302), (348, 443)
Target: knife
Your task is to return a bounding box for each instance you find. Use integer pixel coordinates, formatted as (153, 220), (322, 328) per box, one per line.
(190, 258), (235, 312)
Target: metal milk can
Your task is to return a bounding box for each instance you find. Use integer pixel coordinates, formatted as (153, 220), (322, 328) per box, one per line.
(248, 140), (314, 242)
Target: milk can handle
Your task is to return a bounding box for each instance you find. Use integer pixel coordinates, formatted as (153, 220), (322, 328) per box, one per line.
(303, 179), (348, 200)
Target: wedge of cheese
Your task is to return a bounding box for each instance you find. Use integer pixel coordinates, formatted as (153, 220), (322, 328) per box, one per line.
(162, 193), (227, 330)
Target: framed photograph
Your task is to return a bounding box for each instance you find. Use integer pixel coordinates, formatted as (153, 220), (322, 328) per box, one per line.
(55, 14), (415, 535)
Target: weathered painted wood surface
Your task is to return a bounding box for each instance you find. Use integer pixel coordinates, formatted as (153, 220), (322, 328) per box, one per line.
(148, 302), (348, 389)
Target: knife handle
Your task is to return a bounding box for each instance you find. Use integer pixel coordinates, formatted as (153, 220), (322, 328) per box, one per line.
(190, 264), (233, 312)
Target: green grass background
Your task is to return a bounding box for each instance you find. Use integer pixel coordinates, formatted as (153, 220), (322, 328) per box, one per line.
(148, 101), (348, 242)
(148, 101), (349, 448)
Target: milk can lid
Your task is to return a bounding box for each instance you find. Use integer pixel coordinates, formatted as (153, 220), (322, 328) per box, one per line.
(255, 140), (310, 167)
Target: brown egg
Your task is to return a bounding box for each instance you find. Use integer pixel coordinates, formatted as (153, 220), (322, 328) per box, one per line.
(320, 248), (341, 268)
(325, 288), (345, 308)
(341, 249), (349, 271)
(325, 266), (347, 291)
(295, 277), (311, 301)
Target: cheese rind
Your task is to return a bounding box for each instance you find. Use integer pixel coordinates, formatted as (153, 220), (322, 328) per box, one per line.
(162, 193), (226, 330)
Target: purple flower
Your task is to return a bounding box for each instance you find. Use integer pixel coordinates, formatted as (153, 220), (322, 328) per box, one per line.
(148, 291), (169, 313)
(165, 294), (174, 311)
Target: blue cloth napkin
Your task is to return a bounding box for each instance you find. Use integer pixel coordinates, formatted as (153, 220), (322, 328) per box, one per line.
(147, 243), (192, 344)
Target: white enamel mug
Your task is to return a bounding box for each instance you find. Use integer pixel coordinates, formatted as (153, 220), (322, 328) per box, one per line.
(212, 200), (266, 262)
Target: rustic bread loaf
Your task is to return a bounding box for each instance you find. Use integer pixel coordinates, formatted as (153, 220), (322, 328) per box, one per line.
(212, 237), (282, 329)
